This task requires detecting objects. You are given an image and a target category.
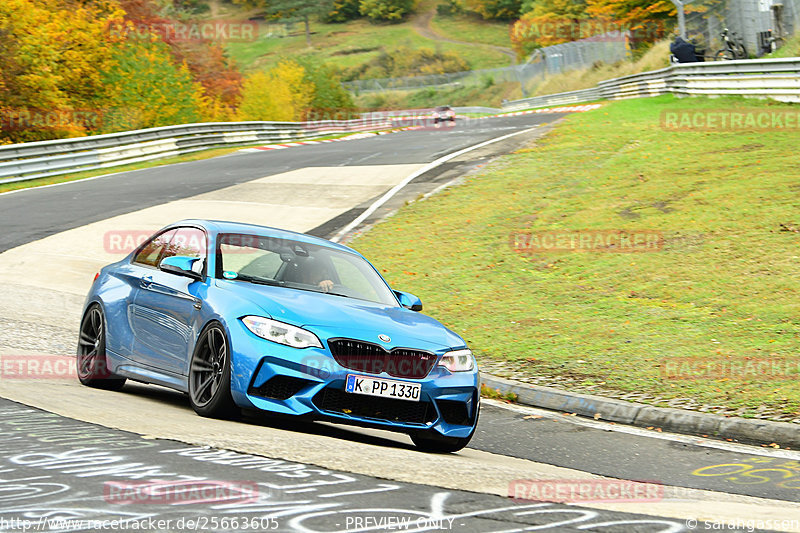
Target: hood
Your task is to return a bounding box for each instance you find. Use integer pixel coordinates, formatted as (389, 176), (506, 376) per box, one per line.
(218, 280), (464, 351)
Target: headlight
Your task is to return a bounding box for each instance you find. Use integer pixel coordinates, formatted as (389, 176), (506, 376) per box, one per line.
(439, 349), (475, 372)
(241, 316), (322, 349)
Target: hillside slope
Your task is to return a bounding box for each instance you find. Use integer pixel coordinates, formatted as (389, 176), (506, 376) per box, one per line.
(218, 0), (515, 74)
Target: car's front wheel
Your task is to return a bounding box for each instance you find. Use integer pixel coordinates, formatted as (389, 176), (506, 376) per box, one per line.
(189, 323), (238, 418)
(76, 304), (126, 390)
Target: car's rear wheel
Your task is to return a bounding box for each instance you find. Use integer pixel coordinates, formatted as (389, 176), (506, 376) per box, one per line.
(76, 304), (126, 390)
(189, 323), (238, 418)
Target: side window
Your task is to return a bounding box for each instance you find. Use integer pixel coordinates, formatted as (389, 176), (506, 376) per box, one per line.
(162, 227), (206, 260)
(329, 255), (379, 302)
(133, 229), (176, 267)
(237, 252), (283, 279)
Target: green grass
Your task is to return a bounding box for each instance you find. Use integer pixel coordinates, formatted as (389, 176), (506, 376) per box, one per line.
(225, 18), (511, 74)
(429, 12), (513, 49)
(355, 80), (522, 110)
(765, 31), (800, 58)
(349, 95), (800, 420)
(481, 384), (518, 403)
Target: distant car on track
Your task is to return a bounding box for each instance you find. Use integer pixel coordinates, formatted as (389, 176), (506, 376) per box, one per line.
(77, 220), (479, 452)
(432, 105), (456, 124)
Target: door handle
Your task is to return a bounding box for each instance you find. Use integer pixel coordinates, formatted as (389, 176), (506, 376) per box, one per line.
(140, 275), (154, 289)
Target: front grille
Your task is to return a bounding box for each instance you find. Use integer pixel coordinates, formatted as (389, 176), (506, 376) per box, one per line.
(437, 399), (471, 426)
(313, 386), (435, 425)
(249, 375), (311, 400)
(328, 339), (437, 379)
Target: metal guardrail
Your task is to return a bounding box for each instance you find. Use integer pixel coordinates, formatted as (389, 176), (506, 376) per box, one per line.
(502, 57), (800, 110)
(4, 58), (798, 185)
(0, 118), (392, 185)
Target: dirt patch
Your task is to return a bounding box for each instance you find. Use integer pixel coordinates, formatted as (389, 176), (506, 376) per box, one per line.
(332, 46), (380, 56)
(618, 207), (641, 220)
(712, 143), (765, 153)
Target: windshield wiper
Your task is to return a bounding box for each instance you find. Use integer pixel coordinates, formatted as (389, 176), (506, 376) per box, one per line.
(284, 285), (352, 299)
(325, 291), (351, 299)
(232, 273), (284, 287)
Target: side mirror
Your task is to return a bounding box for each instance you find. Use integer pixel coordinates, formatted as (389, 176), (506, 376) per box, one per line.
(160, 256), (203, 281)
(394, 290), (423, 312)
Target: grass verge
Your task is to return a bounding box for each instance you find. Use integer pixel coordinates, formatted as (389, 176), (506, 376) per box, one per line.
(349, 95), (800, 421)
(355, 81), (522, 110)
(429, 12), (513, 49)
(527, 40), (671, 97)
(226, 18), (510, 74)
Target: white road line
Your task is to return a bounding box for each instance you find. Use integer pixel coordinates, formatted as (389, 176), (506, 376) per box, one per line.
(485, 399), (800, 460)
(329, 125), (545, 243)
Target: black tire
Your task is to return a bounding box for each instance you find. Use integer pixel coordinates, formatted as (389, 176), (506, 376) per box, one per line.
(715, 48), (735, 61)
(76, 304), (126, 391)
(736, 42), (748, 59)
(188, 323), (238, 419)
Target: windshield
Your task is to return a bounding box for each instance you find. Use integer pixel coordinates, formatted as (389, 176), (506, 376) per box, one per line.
(216, 233), (399, 307)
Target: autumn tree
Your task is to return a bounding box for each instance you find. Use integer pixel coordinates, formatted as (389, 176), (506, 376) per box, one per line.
(464, 0), (522, 20)
(325, 0), (361, 22)
(359, 0), (416, 21)
(237, 60), (314, 122)
(102, 36), (206, 131)
(117, 0), (243, 111)
(0, 0), (124, 141)
(301, 63), (356, 120)
(585, 0), (675, 29)
(233, 0), (333, 47)
(511, 0), (589, 54)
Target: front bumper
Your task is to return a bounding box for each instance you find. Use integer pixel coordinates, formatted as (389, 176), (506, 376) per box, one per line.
(228, 321), (479, 438)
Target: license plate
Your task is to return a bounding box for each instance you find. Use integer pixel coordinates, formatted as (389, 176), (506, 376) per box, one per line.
(345, 374), (421, 402)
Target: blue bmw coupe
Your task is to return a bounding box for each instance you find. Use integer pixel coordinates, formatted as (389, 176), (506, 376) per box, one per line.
(78, 220), (479, 452)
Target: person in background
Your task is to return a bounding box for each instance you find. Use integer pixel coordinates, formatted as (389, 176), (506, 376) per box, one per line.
(671, 34), (701, 63)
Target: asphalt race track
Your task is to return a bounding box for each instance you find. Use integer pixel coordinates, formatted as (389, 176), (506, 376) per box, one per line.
(0, 113), (798, 532)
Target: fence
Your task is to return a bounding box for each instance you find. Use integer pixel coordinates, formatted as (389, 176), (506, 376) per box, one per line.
(685, 0), (800, 57)
(502, 57), (800, 110)
(0, 118), (393, 185)
(343, 31), (630, 94)
(344, 0), (799, 96)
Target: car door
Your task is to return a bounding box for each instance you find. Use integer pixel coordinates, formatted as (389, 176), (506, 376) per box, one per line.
(108, 228), (177, 360)
(130, 227), (207, 376)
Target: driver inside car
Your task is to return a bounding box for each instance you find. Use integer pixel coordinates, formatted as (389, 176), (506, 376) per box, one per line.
(305, 258), (335, 293)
